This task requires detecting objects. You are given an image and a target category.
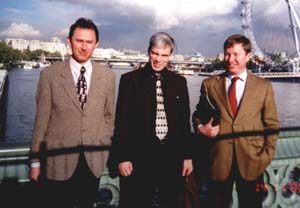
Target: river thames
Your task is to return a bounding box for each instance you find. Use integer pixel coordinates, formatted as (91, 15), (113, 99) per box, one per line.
(1, 67), (300, 144)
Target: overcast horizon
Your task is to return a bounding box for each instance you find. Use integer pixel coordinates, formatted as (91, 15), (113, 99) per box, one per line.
(1, 0), (300, 57)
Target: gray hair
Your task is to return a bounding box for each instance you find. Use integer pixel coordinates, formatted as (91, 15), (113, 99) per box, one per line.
(148, 32), (176, 55)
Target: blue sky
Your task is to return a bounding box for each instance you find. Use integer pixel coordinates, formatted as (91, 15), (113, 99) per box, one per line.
(0, 0), (299, 57)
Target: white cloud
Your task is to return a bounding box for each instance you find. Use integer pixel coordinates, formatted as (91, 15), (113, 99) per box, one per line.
(116, 0), (238, 29)
(252, 0), (300, 29)
(38, 1), (96, 22)
(56, 27), (69, 38)
(64, 0), (238, 29)
(0, 23), (41, 38)
(203, 18), (241, 32)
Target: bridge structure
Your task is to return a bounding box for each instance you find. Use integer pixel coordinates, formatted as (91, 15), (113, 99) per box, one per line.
(43, 56), (205, 69)
(44, 56), (300, 79)
(255, 72), (300, 79)
(198, 71), (300, 80)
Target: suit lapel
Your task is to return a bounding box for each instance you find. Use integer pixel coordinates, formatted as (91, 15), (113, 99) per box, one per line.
(213, 75), (233, 118)
(235, 73), (256, 120)
(60, 61), (82, 111)
(141, 66), (156, 97)
(162, 72), (171, 123)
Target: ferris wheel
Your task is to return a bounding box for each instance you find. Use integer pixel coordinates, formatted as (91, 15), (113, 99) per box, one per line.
(240, 0), (300, 72)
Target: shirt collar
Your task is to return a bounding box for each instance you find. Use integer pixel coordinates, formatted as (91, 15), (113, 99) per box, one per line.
(69, 56), (92, 71)
(146, 63), (168, 79)
(228, 69), (247, 82)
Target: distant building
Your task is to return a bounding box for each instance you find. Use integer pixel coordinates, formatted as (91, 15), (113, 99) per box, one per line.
(217, 53), (224, 60)
(29, 40), (41, 51)
(4, 37), (152, 61)
(5, 37), (67, 56)
(171, 54), (184, 61)
(184, 54), (204, 63)
(5, 38), (29, 51)
(92, 48), (123, 59)
(121, 49), (148, 61)
(274, 50), (288, 60)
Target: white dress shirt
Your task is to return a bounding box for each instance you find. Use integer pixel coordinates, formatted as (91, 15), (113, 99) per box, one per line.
(226, 69), (247, 106)
(70, 57), (92, 93)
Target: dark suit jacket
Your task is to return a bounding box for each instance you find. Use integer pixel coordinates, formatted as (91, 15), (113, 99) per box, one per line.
(108, 63), (192, 175)
(192, 72), (279, 180)
(30, 59), (115, 180)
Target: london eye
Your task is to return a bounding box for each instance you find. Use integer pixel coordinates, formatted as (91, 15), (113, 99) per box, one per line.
(240, 0), (300, 73)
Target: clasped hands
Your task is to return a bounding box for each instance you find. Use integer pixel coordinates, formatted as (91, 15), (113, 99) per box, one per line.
(198, 117), (220, 138)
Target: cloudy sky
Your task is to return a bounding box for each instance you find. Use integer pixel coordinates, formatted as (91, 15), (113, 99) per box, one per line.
(0, 0), (299, 57)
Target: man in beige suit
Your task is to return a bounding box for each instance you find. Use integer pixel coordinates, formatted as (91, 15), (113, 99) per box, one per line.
(29, 18), (115, 208)
(192, 34), (279, 208)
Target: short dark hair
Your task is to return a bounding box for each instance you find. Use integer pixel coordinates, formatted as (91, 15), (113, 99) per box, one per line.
(223, 34), (251, 54)
(148, 32), (176, 55)
(68, 17), (99, 43)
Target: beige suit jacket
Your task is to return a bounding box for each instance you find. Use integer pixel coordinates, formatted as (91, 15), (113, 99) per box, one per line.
(30, 60), (115, 180)
(193, 72), (279, 180)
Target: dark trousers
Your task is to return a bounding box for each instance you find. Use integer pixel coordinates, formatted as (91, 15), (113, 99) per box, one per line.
(39, 152), (100, 208)
(207, 155), (264, 208)
(119, 140), (184, 208)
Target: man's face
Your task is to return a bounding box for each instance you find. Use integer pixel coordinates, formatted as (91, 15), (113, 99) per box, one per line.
(224, 43), (250, 76)
(67, 27), (98, 64)
(149, 45), (172, 71)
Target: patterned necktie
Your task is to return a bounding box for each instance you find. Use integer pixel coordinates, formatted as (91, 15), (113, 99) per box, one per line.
(155, 73), (168, 140)
(77, 66), (87, 109)
(228, 77), (239, 116)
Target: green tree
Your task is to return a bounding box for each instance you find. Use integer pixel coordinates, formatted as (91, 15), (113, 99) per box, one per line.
(0, 42), (14, 63)
(11, 49), (23, 61)
(210, 58), (226, 71)
(46, 51), (62, 57)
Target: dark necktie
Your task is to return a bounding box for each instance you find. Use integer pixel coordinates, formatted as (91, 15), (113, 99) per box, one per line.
(228, 77), (239, 116)
(155, 73), (168, 140)
(77, 66), (87, 109)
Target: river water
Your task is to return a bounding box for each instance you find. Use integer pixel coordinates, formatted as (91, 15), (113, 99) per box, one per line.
(1, 67), (299, 144)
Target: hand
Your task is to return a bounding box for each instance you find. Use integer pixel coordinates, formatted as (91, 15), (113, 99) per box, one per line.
(182, 159), (193, 176)
(118, 161), (133, 177)
(198, 117), (220, 138)
(30, 167), (41, 181)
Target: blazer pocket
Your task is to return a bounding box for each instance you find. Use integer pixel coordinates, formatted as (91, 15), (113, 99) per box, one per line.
(247, 137), (264, 156)
(247, 138), (264, 148)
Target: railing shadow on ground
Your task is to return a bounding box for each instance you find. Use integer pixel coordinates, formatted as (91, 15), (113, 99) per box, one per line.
(0, 126), (300, 208)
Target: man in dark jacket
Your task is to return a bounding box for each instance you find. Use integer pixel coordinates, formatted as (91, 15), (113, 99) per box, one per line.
(109, 32), (193, 208)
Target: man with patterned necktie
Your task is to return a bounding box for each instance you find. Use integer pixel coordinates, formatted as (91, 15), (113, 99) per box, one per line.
(29, 18), (115, 208)
(192, 34), (279, 208)
(108, 32), (193, 208)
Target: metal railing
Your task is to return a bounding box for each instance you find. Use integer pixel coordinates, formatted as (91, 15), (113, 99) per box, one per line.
(0, 127), (300, 207)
